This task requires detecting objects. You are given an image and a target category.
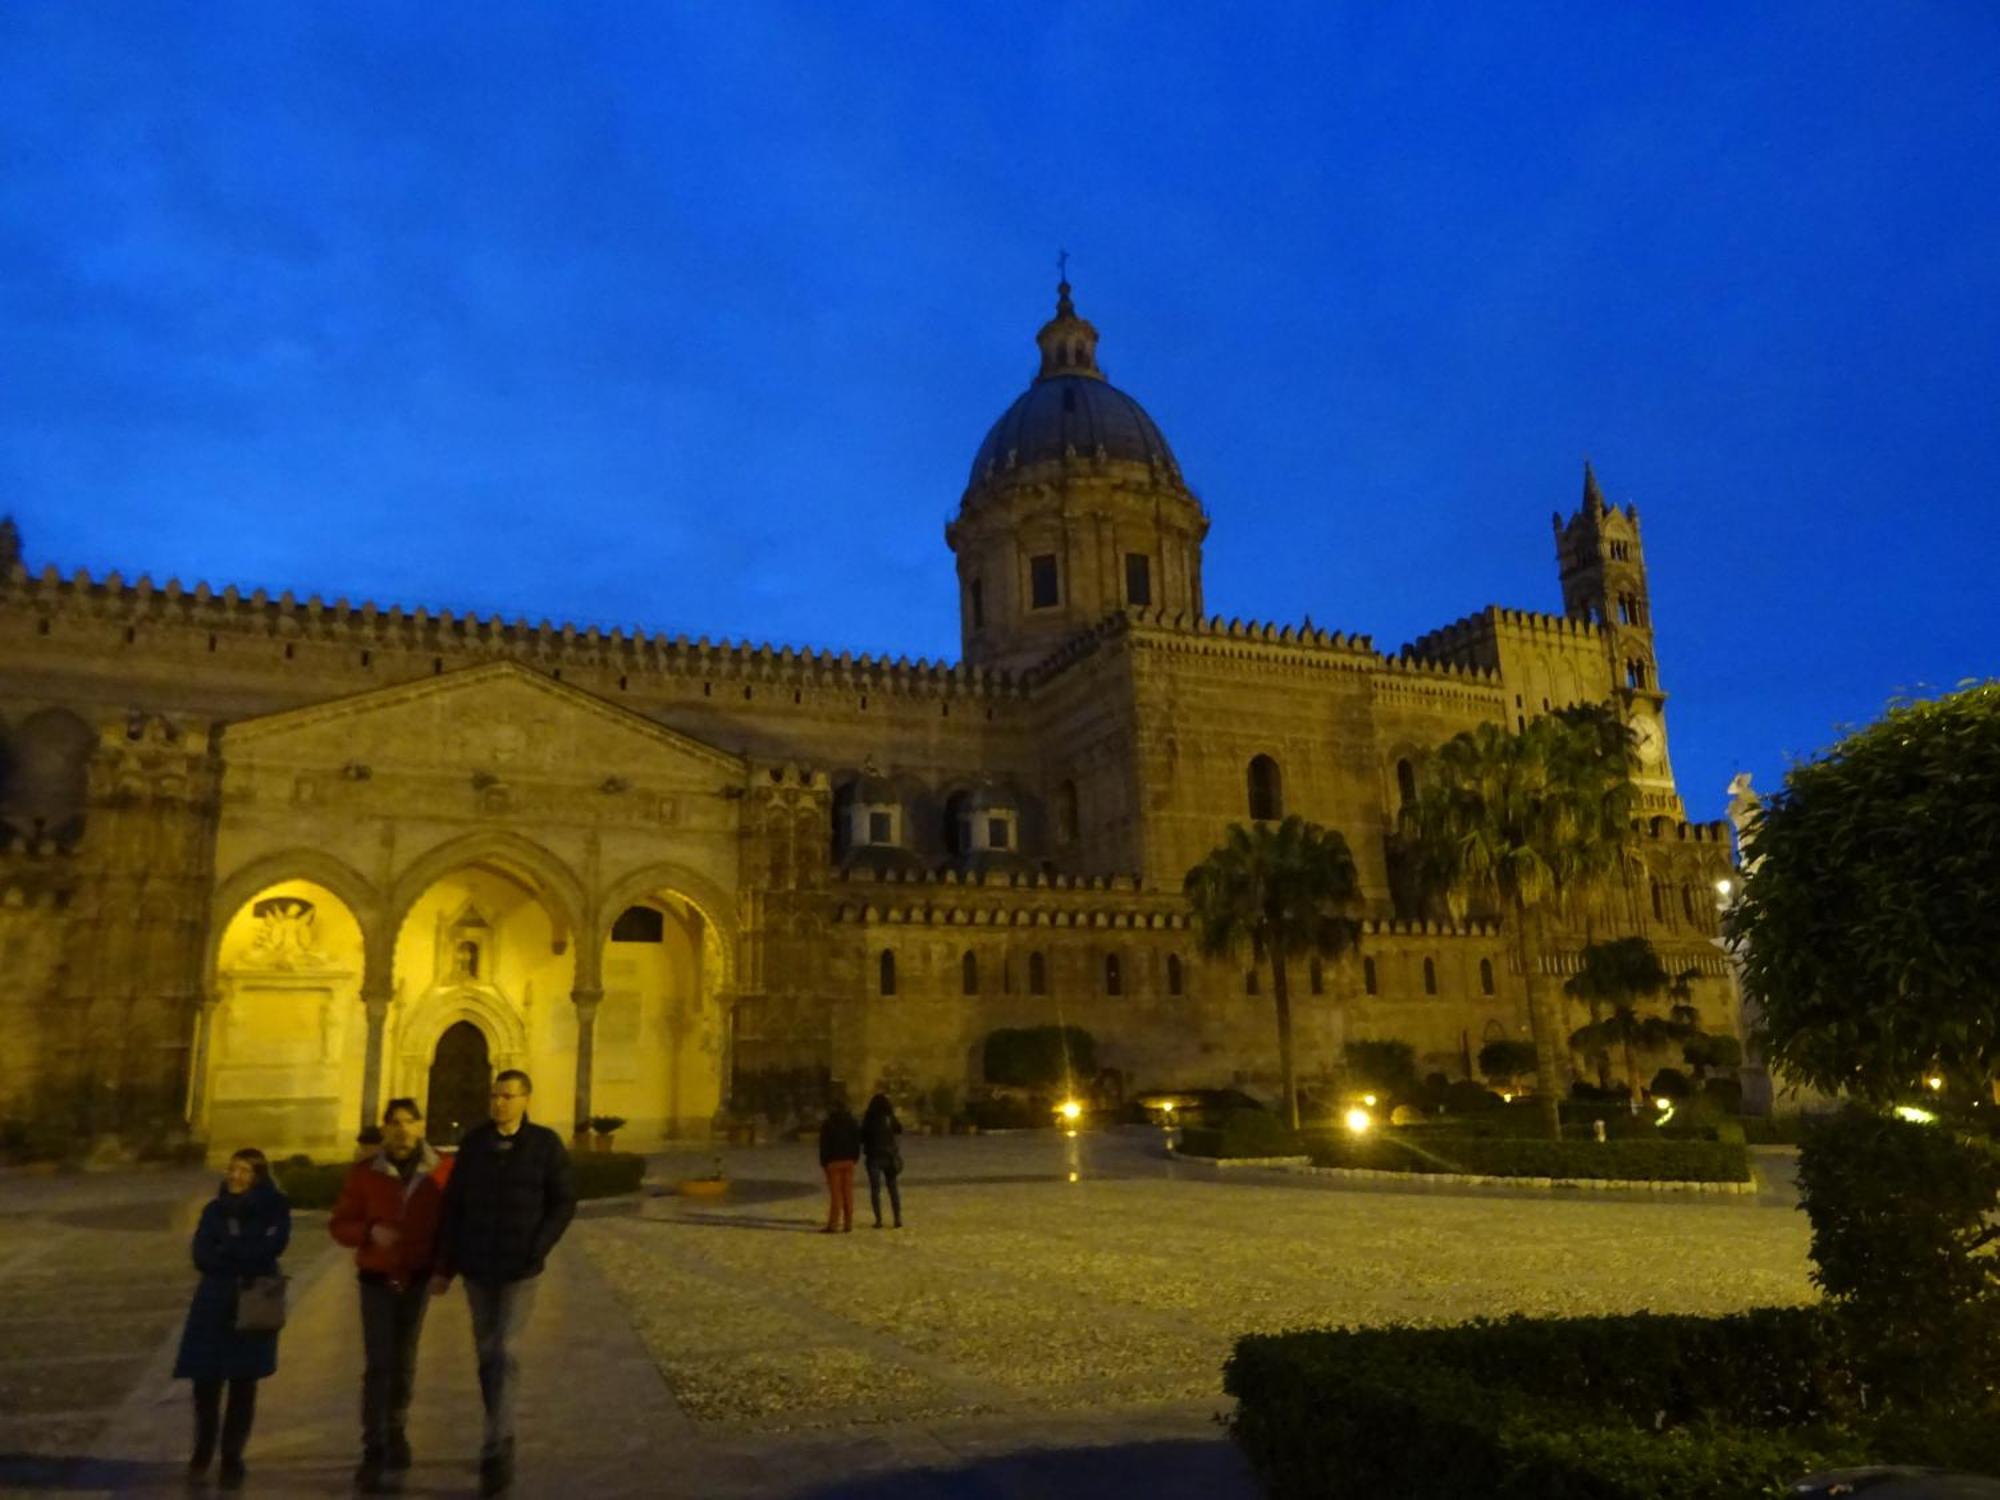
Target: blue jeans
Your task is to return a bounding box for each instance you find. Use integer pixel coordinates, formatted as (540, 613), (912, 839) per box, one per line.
(865, 1157), (902, 1225)
(463, 1277), (538, 1458)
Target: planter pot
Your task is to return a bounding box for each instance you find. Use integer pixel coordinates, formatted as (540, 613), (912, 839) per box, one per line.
(676, 1177), (730, 1199)
(591, 1134), (615, 1153)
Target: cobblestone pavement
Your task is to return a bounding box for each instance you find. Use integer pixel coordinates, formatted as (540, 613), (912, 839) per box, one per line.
(0, 1132), (1813, 1497)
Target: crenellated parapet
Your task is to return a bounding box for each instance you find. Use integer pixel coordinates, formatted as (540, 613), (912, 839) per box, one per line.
(1360, 916), (1504, 939)
(1404, 604), (1605, 667)
(1, 555), (1031, 704)
(1633, 816), (1732, 845)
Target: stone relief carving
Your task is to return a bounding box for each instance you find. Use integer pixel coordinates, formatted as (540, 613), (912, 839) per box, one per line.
(243, 896), (329, 971)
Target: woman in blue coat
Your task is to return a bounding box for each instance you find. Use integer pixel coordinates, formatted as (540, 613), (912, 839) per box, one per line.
(173, 1147), (290, 1489)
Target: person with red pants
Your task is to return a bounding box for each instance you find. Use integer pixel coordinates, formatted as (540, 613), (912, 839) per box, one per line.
(330, 1098), (453, 1494)
(817, 1095), (862, 1233)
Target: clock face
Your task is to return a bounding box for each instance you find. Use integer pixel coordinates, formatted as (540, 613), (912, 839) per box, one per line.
(1630, 712), (1665, 770)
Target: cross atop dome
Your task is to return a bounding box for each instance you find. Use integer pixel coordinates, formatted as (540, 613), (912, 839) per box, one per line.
(1034, 254), (1103, 382)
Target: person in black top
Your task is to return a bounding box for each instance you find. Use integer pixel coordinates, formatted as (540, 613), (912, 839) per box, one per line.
(860, 1093), (905, 1229)
(432, 1069), (576, 1496)
(173, 1148), (290, 1491)
(817, 1095), (862, 1233)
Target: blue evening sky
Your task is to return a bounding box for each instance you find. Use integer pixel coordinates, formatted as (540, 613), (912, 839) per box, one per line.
(3, 4), (1995, 820)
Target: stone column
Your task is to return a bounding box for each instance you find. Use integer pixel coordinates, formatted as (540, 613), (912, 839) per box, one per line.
(571, 986), (603, 1138)
(185, 991), (223, 1132)
(359, 983), (393, 1132)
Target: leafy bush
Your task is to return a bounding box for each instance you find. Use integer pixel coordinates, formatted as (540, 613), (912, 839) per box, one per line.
(1700, 1075), (1744, 1114)
(1224, 1308), (1892, 1499)
(587, 1114), (627, 1136)
(1477, 1039), (1538, 1084)
(1650, 1067), (1693, 1099)
(1178, 1108), (1298, 1159)
(964, 1093), (1045, 1131)
(981, 1026), (1096, 1089)
(572, 1151), (647, 1198)
(1443, 1079), (1505, 1113)
(1797, 1107), (2000, 1403)
(273, 1160), (348, 1210)
(1343, 1039), (1418, 1098)
(274, 1150), (647, 1210)
(1301, 1130), (1750, 1182)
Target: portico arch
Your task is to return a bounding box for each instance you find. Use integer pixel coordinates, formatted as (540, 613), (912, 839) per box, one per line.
(592, 861), (739, 1141)
(207, 849), (386, 995)
(389, 831), (590, 977)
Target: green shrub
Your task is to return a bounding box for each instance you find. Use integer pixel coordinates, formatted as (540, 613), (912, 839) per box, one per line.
(274, 1149), (646, 1211)
(1443, 1079), (1505, 1113)
(1301, 1130), (1750, 1182)
(981, 1026), (1097, 1089)
(1343, 1039), (1418, 1098)
(1223, 1308), (1884, 1500)
(1796, 1107), (2000, 1403)
(1477, 1038), (1538, 1083)
(1178, 1108), (1298, 1159)
(273, 1160), (348, 1210)
(572, 1151), (646, 1198)
(1650, 1067), (1693, 1099)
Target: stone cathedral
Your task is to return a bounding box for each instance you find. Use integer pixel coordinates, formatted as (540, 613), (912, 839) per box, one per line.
(0, 281), (1738, 1162)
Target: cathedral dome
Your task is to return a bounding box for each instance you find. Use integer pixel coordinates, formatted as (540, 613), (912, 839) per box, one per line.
(965, 278), (1178, 489)
(968, 376), (1177, 485)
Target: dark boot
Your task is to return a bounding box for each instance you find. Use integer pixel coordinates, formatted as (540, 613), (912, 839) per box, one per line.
(217, 1456), (246, 1491)
(190, 1379), (221, 1477)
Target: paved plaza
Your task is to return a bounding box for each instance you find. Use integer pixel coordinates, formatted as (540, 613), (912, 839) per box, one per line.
(0, 1131), (1814, 1497)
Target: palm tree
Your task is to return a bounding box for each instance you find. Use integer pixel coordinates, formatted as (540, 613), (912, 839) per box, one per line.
(1400, 707), (1637, 1140)
(1184, 816), (1364, 1130)
(1564, 936), (1670, 1098)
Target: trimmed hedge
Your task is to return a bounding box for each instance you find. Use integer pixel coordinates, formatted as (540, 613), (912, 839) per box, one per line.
(1302, 1130), (1751, 1183)
(276, 1150), (647, 1210)
(1176, 1109), (1297, 1159)
(1223, 1307), (1985, 1498)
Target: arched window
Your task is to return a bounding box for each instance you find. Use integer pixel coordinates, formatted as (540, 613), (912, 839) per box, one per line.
(944, 790), (972, 856)
(1028, 951), (1048, 995)
(1423, 957), (1438, 996)
(1362, 956), (1378, 996)
(961, 950), (979, 996)
(1166, 953), (1183, 996)
(1650, 878), (1665, 921)
(611, 905), (665, 943)
(1247, 755), (1283, 821)
(1479, 957), (1495, 996)
(1309, 957), (1324, 995)
(1680, 884), (1697, 923)
(1395, 758), (1417, 810)
(1104, 953), (1122, 996)
(878, 950), (897, 997)
(1055, 780), (1079, 844)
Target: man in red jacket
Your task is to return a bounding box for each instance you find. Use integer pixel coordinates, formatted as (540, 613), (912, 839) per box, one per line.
(330, 1098), (453, 1494)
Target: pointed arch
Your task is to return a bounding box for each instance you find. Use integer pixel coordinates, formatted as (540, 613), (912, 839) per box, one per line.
(593, 857), (739, 992)
(390, 830), (589, 974)
(207, 848), (386, 993)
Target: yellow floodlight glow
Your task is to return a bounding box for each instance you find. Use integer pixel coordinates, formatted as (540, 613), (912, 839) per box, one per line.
(1926, 1076), (1945, 1092)
(1654, 1097), (1672, 1111)
(1715, 878), (1734, 896)
(1344, 1106), (1372, 1135)
(1362, 1093), (1378, 1108)
(1654, 1101), (1676, 1127)
(1894, 1105), (1939, 1125)
(1159, 1101), (1176, 1114)
(1067, 1171), (1079, 1183)
(1058, 1099), (1083, 1122)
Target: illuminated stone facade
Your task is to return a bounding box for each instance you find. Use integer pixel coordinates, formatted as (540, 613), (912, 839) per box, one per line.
(0, 283), (1737, 1160)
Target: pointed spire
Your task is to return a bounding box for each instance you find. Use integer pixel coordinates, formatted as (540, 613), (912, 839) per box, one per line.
(1581, 460), (1607, 514)
(1034, 253), (1104, 382)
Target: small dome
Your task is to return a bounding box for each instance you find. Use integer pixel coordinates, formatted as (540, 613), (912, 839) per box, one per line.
(965, 277), (1179, 488)
(969, 377), (1177, 485)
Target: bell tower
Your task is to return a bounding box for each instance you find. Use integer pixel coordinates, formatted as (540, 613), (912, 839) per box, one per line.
(1555, 462), (1681, 813)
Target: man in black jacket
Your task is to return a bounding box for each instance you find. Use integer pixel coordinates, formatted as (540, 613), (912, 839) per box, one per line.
(432, 1069), (576, 1496)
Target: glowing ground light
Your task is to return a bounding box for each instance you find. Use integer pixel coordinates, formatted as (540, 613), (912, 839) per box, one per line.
(1926, 1076), (1945, 1091)
(1058, 1100), (1083, 1122)
(1067, 1171), (1079, 1183)
(1362, 1093), (1378, 1108)
(1894, 1105), (1939, 1125)
(1344, 1106), (1372, 1134)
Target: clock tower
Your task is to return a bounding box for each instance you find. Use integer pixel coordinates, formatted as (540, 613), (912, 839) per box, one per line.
(1555, 463), (1682, 815)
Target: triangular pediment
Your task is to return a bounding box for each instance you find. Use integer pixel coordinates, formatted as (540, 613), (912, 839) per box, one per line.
(222, 661), (744, 783)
